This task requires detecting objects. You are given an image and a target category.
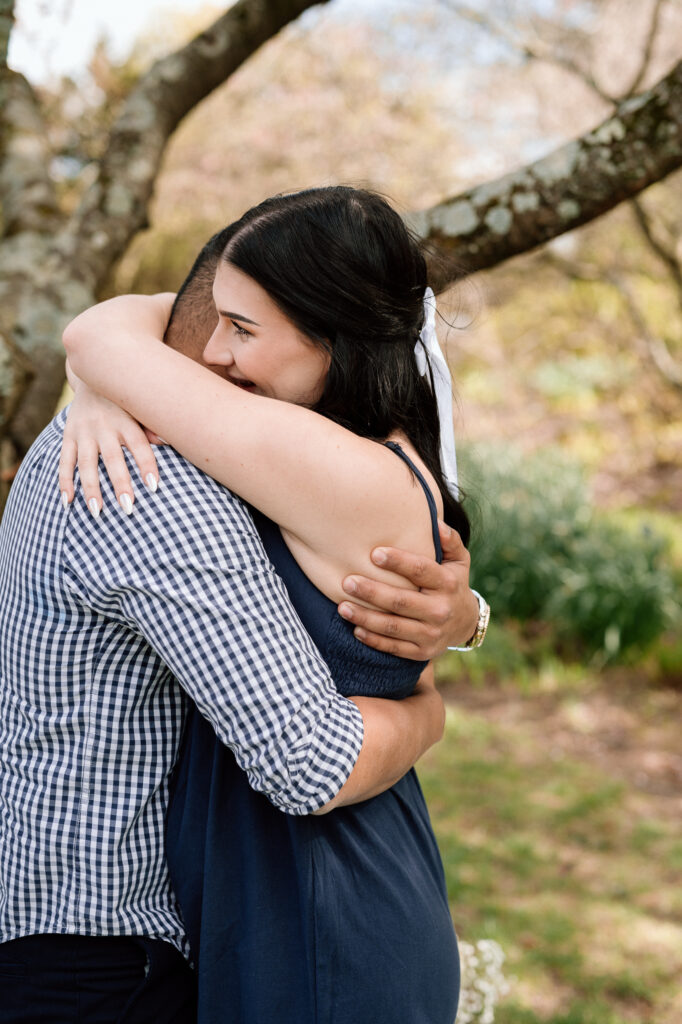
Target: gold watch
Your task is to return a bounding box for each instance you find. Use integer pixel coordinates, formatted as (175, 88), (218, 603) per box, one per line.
(448, 589), (490, 652)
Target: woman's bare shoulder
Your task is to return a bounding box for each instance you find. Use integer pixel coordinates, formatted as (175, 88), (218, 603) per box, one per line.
(281, 430), (444, 604)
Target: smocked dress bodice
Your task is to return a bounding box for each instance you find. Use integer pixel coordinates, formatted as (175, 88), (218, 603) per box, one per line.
(249, 442), (442, 700)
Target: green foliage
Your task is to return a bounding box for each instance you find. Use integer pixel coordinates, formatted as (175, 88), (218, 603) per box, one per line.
(529, 354), (626, 403)
(436, 619), (534, 686)
(459, 445), (679, 661)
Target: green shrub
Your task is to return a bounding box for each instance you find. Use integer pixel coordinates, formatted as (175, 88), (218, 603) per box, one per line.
(458, 444), (679, 660)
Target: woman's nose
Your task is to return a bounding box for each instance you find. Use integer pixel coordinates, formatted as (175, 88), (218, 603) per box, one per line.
(203, 324), (235, 368)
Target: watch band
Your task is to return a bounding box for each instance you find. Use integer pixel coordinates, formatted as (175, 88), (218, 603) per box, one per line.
(447, 589), (490, 652)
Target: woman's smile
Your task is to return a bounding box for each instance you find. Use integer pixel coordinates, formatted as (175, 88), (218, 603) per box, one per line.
(205, 263), (329, 406)
(226, 374), (257, 392)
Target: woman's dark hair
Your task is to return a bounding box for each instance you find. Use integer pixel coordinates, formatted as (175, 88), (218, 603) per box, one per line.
(219, 186), (469, 545)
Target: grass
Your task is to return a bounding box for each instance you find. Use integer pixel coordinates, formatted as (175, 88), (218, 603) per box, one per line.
(421, 666), (682, 1024)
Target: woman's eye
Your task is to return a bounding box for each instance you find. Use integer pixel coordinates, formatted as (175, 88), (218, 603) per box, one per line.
(231, 321), (251, 338)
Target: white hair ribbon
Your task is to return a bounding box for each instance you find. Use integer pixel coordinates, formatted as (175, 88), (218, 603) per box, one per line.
(414, 287), (459, 500)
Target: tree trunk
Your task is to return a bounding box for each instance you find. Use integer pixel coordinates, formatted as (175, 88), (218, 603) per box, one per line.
(0, 0), (327, 515)
(414, 59), (682, 287)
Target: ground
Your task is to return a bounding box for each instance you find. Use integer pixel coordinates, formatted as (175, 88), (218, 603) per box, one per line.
(421, 667), (682, 1024)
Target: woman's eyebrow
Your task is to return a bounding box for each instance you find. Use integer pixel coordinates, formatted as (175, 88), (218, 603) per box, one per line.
(219, 310), (261, 326)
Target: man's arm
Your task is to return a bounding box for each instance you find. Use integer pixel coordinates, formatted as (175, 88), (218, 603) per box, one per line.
(316, 665), (442, 814)
(59, 371), (481, 659)
(64, 445), (442, 816)
(338, 522), (481, 659)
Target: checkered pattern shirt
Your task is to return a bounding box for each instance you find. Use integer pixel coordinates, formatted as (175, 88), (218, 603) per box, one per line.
(0, 409), (363, 954)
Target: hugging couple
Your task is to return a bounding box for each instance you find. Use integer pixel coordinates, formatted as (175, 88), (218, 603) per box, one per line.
(0, 186), (488, 1023)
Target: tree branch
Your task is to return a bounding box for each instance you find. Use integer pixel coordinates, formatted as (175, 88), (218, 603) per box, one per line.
(630, 195), (682, 312)
(440, 1), (617, 104)
(608, 268), (682, 390)
(542, 251), (601, 282)
(624, 0), (668, 98)
(411, 60), (682, 285)
(440, 0), (682, 341)
(543, 251), (682, 391)
(0, 0), (14, 70)
(65, 0), (328, 293)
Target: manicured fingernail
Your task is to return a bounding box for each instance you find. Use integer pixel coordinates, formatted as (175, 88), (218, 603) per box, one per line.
(145, 473), (158, 493)
(372, 548), (387, 566)
(61, 491), (69, 511)
(343, 578), (358, 595)
(88, 498), (100, 519)
(354, 628), (367, 641)
(439, 521), (452, 538)
(338, 603), (354, 620)
(119, 493), (133, 516)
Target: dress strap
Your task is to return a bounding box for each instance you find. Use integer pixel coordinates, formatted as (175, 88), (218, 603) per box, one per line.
(384, 442), (443, 563)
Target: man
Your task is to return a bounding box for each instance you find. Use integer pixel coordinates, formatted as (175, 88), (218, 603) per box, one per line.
(0, 233), (483, 1022)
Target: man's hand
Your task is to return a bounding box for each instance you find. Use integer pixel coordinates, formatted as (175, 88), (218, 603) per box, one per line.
(337, 522), (479, 660)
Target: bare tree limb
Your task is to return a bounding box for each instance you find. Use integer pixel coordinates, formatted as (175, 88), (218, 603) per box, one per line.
(440, 1), (617, 103)
(443, 0), (672, 112)
(625, 0), (668, 97)
(65, 0), (329, 294)
(543, 251), (682, 391)
(0, 0), (14, 69)
(412, 60), (682, 284)
(630, 196), (682, 312)
(608, 268), (682, 390)
(542, 251), (601, 282)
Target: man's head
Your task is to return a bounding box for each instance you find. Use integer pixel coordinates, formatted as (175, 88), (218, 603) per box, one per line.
(163, 228), (231, 361)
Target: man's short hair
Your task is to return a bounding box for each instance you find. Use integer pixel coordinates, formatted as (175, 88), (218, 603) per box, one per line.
(164, 228), (231, 355)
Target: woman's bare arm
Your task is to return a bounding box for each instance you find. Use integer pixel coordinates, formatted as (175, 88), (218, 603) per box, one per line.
(63, 295), (442, 602)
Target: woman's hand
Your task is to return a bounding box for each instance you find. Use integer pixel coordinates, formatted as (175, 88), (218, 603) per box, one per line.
(337, 522), (480, 660)
(59, 384), (160, 517)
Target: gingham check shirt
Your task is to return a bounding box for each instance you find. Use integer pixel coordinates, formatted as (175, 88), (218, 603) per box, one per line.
(0, 410), (363, 954)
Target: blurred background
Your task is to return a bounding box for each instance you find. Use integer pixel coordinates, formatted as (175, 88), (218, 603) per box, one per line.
(5, 1), (682, 1020)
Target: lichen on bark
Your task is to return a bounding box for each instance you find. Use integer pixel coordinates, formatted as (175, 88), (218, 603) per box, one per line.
(420, 59), (682, 283)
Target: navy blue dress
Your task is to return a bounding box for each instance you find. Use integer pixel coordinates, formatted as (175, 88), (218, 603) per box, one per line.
(166, 444), (460, 1023)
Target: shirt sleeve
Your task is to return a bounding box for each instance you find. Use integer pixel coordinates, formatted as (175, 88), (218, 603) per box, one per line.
(63, 450), (364, 815)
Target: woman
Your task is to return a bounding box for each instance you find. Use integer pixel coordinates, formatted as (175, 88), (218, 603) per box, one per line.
(63, 186), (482, 1023)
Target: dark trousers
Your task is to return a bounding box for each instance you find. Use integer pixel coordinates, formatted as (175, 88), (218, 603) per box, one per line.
(0, 934), (197, 1023)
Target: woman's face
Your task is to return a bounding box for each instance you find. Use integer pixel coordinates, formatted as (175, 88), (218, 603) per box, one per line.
(204, 263), (329, 406)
